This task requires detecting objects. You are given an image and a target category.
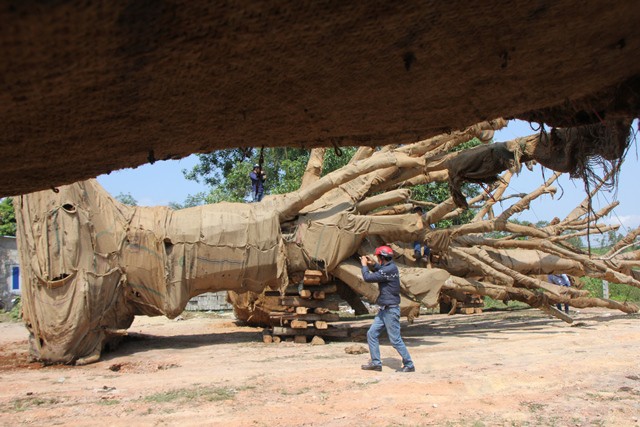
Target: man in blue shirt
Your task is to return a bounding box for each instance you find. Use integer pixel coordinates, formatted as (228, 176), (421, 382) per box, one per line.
(360, 245), (415, 372)
(249, 164), (267, 202)
(412, 206), (433, 265)
(548, 273), (571, 314)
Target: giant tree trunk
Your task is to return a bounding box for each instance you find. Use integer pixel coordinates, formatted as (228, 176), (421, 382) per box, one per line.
(14, 117), (639, 364)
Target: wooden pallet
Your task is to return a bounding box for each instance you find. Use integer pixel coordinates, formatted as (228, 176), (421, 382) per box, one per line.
(456, 294), (484, 314)
(264, 269), (345, 344)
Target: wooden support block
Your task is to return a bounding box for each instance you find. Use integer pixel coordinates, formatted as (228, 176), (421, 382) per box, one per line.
(264, 285), (302, 296)
(312, 291), (325, 300)
(299, 284), (337, 293)
(311, 336), (325, 345)
(308, 284), (337, 293)
(291, 319), (309, 329)
(303, 277), (322, 285)
(272, 326), (349, 338)
(263, 334), (273, 344)
(314, 321), (328, 330)
(268, 313), (284, 326)
(294, 335), (308, 344)
(314, 307), (330, 314)
(269, 312), (339, 322)
(461, 307), (475, 315)
(474, 308), (483, 314)
(267, 318), (289, 327)
(303, 313), (339, 322)
(304, 269), (323, 277)
(295, 306), (308, 315)
(273, 336), (281, 343)
(264, 290), (282, 297)
(279, 297), (339, 310)
(299, 289), (312, 299)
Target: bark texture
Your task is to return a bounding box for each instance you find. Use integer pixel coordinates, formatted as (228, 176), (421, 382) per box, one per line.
(2, 2), (640, 196)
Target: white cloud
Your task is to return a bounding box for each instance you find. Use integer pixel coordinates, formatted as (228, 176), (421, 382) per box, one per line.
(602, 214), (640, 230)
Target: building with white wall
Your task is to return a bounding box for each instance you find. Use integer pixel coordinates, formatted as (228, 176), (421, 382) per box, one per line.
(0, 236), (20, 308)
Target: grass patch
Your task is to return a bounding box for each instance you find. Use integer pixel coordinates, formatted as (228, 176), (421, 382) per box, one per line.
(519, 401), (546, 413)
(584, 391), (622, 402)
(236, 384), (256, 392)
(278, 387), (310, 396)
(353, 379), (380, 388)
(0, 311), (13, 322)
(9, 297), (22, 320)
(579, 277), (640, 302)
(482, 297), (530, 311)
(0, 297), (22, 323)
(144, 385), (236, 403)
(9, 396), (61, 412)
(97, 399), (121, 406)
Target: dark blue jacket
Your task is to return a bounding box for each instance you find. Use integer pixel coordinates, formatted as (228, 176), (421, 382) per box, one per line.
(361, 261), (401, 306)
(548, 274), (570, 287)
(249, 171), (265, 192)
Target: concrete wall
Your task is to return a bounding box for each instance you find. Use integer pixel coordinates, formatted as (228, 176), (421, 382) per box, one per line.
(185, 292), (232, 312)
(0, 236), (20, 309)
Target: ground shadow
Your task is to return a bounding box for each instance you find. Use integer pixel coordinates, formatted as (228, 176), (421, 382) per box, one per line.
(101, 329), (262, 362)
(101, 308), (637, 361)
(337, 308), (640, 348)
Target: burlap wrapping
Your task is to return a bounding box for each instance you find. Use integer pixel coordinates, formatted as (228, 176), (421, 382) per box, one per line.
(446, 143), (515, 208)
(15, 179), (287, 363)
(333, 259), (449, 309)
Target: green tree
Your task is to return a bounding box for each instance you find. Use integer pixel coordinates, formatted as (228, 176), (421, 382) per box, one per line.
(410, 137), (484, 227)
(178, 138), (481, 226)
(115, 193), (138, 206)
(169, 193), (209, 210)
(580, 277), (640, 303)
(180, 147), (355, 206)
(604, 230), (623, 248)
(0, 198), (16, 236)
(321, 147), (357, 175)
(535, 220), (550, 228)
(564, 232), (585, 249)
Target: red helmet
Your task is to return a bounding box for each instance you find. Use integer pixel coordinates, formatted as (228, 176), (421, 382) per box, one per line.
(375, 245), (394, 258)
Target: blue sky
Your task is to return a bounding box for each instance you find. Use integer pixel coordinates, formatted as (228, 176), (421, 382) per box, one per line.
(97, 120), (640, 232)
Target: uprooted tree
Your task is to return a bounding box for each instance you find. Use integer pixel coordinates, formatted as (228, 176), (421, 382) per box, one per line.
(14, 117), (639, 364)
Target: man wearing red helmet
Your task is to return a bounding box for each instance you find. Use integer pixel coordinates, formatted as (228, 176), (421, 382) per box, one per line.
(359, 246), (415, 372)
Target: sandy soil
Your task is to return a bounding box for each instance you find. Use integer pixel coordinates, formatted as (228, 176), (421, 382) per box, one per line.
(0, 308), (638, 426)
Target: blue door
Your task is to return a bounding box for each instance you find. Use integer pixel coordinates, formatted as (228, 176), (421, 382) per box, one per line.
(11, 266), (19, 291)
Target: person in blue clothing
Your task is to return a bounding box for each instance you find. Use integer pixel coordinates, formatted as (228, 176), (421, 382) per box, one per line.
(360, 245), (415, 372)
(412, 206), (432, 264)
(548, 273), (571, 314)
(249, 164), (267, 202)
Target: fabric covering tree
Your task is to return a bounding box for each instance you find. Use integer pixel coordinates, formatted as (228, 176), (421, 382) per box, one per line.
(13, 117), (639, 365)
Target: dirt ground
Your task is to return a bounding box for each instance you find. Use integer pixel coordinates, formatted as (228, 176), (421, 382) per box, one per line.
(0, 307), (638, 427)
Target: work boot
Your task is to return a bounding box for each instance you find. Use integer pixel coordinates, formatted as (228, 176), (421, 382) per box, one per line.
(396, 365), (415, 372)
(361, 362), (382, 371)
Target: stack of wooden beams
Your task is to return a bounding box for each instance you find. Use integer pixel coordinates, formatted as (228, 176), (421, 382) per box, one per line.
(440, 293), (484, 315)
(264, 270), (348, 344)
(457, 294), (484, 314)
